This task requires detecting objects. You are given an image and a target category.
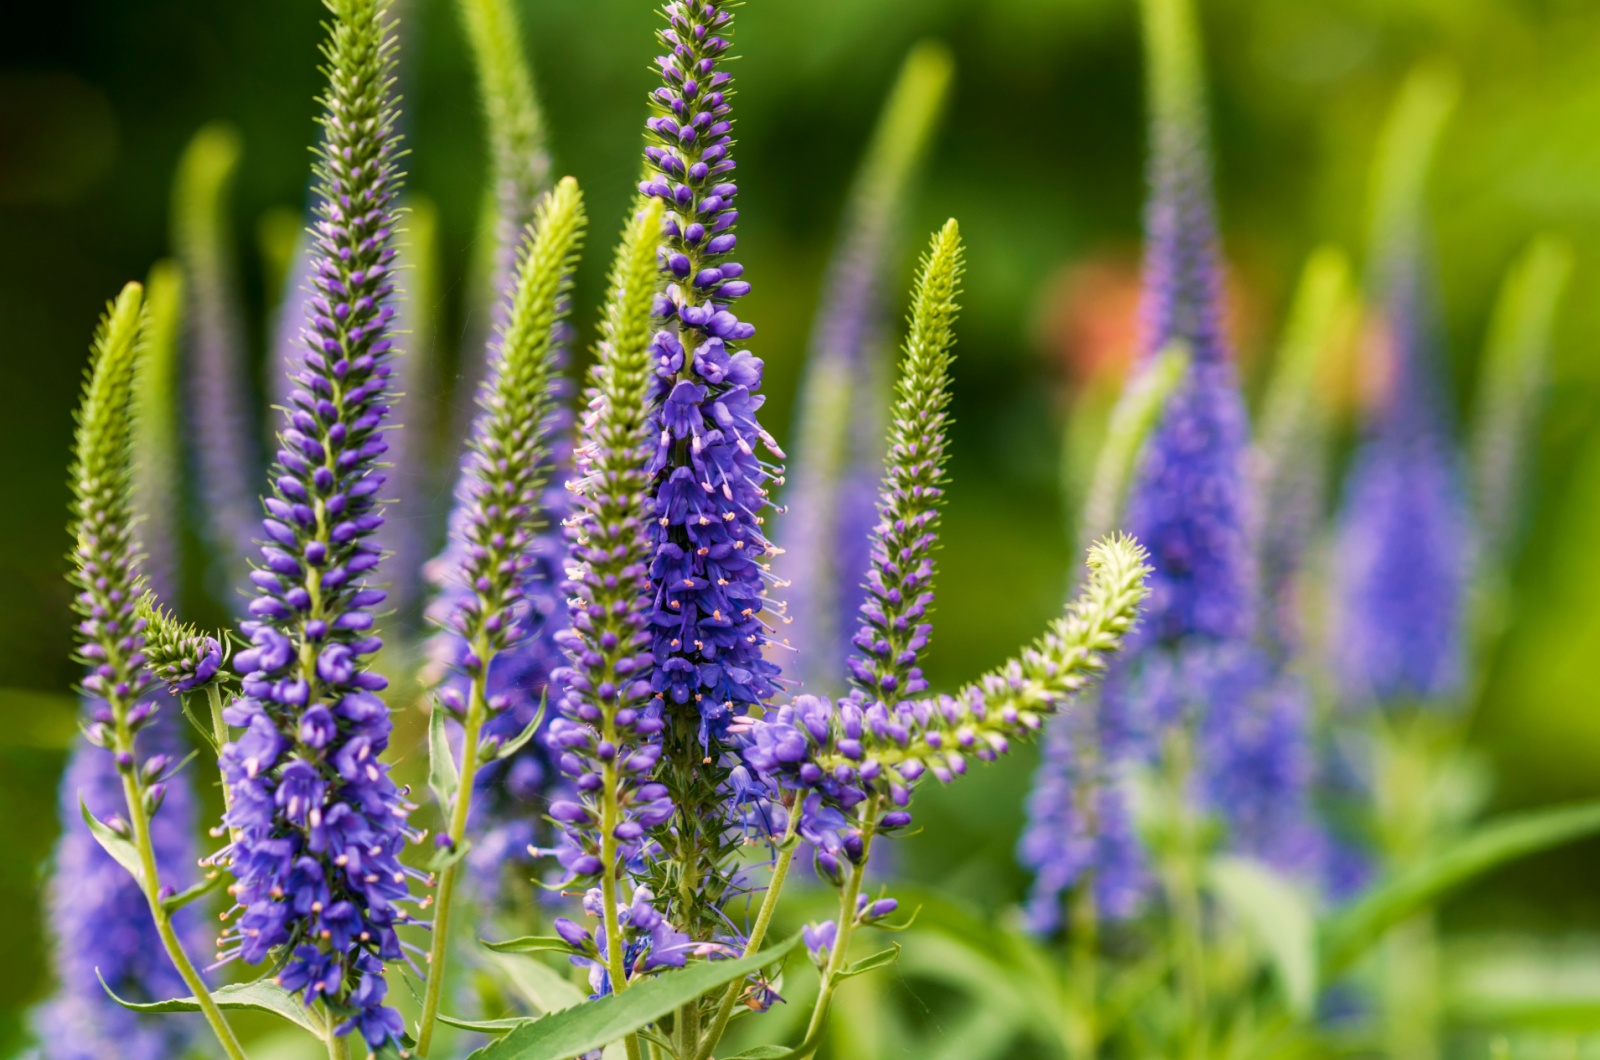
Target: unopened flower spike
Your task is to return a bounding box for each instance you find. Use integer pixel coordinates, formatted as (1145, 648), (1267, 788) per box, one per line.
(414, 176), (587, 1054)
(636, 0), (787, 947)
(63, 283), (247, 1059)
(138, 596), (226, 696)
(776, 41), (953, 697)
(545, 198), (674, 1004)
(216, 0), (419, 1048)
(846, 218), (964, 705)
(172, 123), (260, 590)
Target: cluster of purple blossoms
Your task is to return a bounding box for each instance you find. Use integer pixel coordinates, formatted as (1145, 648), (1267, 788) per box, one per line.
(214, 1), (418, 1047)
(555, 886), (699, 998)
(1333, 239), (1471, 709)
(38, 711), (207, 1060)
(640, 0), (782, 737)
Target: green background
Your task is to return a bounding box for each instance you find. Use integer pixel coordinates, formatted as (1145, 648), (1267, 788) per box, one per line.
(3, 0), (1600, 1052)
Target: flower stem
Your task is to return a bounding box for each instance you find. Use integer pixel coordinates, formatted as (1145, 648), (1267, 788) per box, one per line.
(795, 796), (882, 1060)
(1066, 878), (1099, 1060)
(204, 683), (240, 848)
(1160, 730), (1208, 1059)
(694, 806), (802, 1060)
(599, 753), (643, 1060)
(322, 1002), (351, 1060)
(120, 767), (249, 1060)
(416, 653), (491, 1056)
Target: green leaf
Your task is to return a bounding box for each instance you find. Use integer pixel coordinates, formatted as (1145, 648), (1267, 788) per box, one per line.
(494, 690), (547, 760)
(469, 933), (802, 1060)
(427, 836), (473, 874)
(80, 795), (143, 885)
(483, 935), (580, 956)
(99, 974), (322, 1036)
(161, 869), (227, 914)
(837, 943), (901, 981)
(483, 950), (588, 1016)
(1208, 856), (1317, 1017)
(721, 1048), (798, 1060)
(440, 1013), (538, 1035)
(1323, 798), (1600, 973)
(429, 703), (460, 814)
(180, 693), (220, 752)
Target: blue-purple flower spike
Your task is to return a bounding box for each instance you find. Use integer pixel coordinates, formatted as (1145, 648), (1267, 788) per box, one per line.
(1333, 239), (1470, 708)
(216, 0), (418, 1047)
(640, 0), (783, 738)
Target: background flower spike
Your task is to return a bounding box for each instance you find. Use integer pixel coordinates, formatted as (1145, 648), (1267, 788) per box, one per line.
(776, 40), (954, 700)
(171, 123), (259, 594)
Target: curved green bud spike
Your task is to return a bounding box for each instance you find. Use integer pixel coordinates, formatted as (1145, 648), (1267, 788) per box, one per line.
(1366, 62), (1458, 268)
(1080, 342), (1189, 551)
(136, 260), (185, 599)
(1471, 234), (1572, 561)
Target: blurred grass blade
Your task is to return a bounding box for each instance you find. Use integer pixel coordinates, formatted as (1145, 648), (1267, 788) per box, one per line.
(1471, 234), (1573, 559)
(1322, 798), (1600, 974)
(1209, 856), (1318, 1017)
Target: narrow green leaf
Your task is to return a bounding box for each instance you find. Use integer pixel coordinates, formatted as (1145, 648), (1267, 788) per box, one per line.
(837, 943), (901, 981)
(440, 1013), (538, 1034)
(483, 935), (580, 956)
(468, 933), (802, 1060)
(180, 694), (221, 752)
(99, 973), (322, 1036)
(722, 1048), (797, 1060)
(1323, 799), (1600, 973)
(80, 795), (144, 885)
(161, 870), (227, 914)
(429, 702), (460, 814)
(1208, 856), (1317, 1017)
(494, 690), (547, 760)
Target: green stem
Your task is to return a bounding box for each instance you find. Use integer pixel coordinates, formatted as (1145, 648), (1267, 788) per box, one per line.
(416, 651), (491, 1056)
(599, 755), (644, 1060)
(323, 1002), (352, 1060)
(795, 797), (882, 1060)
(120, 767), (249, 1060)
(1160, 731), (1207, 1060)
(1066, 879), (1099, 1060)
(205, 683), (240, 847)
(694, 807), (802, 1060)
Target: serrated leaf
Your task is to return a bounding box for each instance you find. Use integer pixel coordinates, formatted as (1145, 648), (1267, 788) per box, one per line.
(483, 935), (581, 956)
(493, 690), (547, 760)
(99, 973), (322, 1036)
(837, 944), (901, 981)
(1208, 856), (1317, 1017)
(468, 933), (802, 1060)
(1323, 798), (1600, 974)
(429, 703), (460, 814)
(161, 870), (227, 914)
(80, 795), (144, 885)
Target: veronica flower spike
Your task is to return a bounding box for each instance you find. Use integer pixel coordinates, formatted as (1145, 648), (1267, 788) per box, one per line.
(638, 0), (787, 946)
(543, 199), (669, 1060)
(414, 177), (587, 1055)
(67, 282), (248, 1060)
(217, 1), (420, 1050)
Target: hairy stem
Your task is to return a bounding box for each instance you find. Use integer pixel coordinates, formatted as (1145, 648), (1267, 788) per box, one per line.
(121, 766), (248, 1060)
(322, 1001), (351, 1060)
(416, 648), (491, 1056)
(796, 797), (882, 1059)
(695, 807), (803, 1060)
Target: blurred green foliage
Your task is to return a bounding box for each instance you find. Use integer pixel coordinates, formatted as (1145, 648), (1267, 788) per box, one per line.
(5, 0), (1600, 1054)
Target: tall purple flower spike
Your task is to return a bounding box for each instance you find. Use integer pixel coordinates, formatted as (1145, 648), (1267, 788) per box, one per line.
(1333, 238), (1470, 708)
(36, 713), (207, 1060)
(216, 1), (419, 1047)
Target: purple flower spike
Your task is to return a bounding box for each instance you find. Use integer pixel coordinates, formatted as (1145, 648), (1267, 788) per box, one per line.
(1333, 238), (1471, 708)
(217, 1), (418, 1045)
